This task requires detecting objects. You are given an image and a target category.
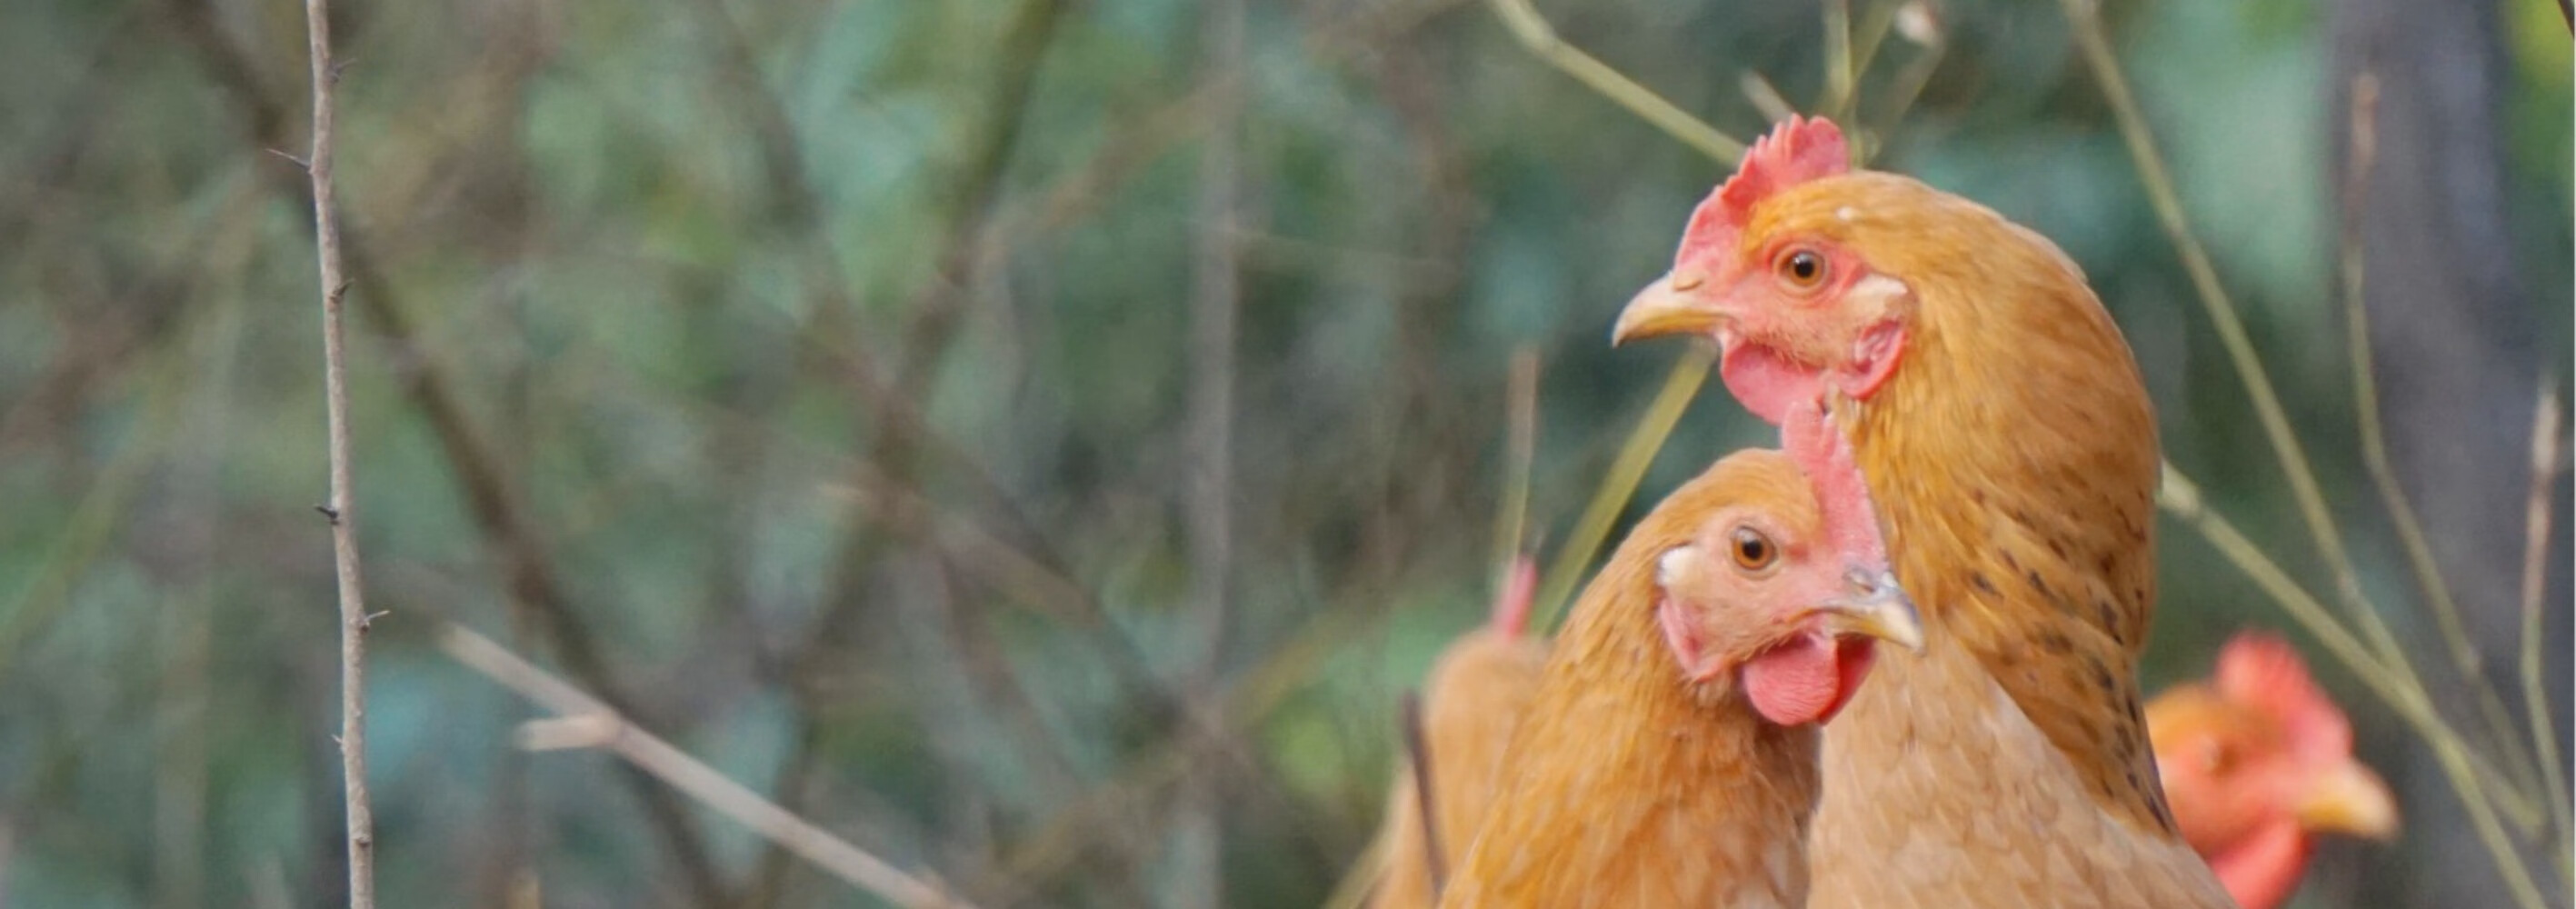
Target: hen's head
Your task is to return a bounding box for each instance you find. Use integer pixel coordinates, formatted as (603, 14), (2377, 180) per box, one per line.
(1612, 115), (2100, 434)
(1653, 448), (1921, 727)
(2148, 634), (2398, 866)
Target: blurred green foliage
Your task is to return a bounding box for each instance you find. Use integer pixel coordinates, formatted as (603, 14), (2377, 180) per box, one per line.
(0, 0), (2565, 907)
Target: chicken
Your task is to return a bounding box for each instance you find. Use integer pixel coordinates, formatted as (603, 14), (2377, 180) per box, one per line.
(1364, 558), (1549, 909)
(1439, 446), (1922, 909)
(2148, 633), (2399, 909)
(1613, 115), (2239, 906)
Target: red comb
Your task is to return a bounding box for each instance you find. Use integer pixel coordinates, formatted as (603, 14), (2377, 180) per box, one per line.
(2215, 633), (2352, 761)
(1674, 115), (1853, 265)
(1784, 399), (1883, 568)
(1490, 556), (1539, 638)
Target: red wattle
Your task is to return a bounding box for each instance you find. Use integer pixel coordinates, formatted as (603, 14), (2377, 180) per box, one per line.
(1716, 341), (1821, 427)
(1744, 635), (1878, 726)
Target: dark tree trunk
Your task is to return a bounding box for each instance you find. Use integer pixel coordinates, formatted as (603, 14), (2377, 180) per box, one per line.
(2329, 0), (2570, 905)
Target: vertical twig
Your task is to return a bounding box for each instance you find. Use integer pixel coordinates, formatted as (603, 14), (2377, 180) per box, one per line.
(2515, 382), (2571, 849)
(1174, 0), (1245, 901)
(297, 0), (375, 904)
(1493, 347), (1539, 582)
(2339, 73), (2553, 817)
(1397, 692), (1446, 898)
(1822, 0), (1855, 119)
(1532, 346), (1713, 631)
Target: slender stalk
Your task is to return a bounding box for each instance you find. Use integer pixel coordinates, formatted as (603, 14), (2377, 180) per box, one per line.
(1533, 345), (1712, 631)
(1483, 0), (1744, 165)
(2161, 464), (2549, 909)
(1822, 0), (1855, 120)
(297, 0), (375, 904)
(1173, 0), (1245, 900)
(2516, 384), (2572, 854)
(1493, 347), (1540, 582)
(440, 626), (975, 909)
(2336, 73), (2551, 821)
(2057, 0), (2421, 681)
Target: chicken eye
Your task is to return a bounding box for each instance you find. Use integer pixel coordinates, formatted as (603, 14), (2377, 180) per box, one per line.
(1729, 526), (1778, 572)
(1776, 247), (1829, 291)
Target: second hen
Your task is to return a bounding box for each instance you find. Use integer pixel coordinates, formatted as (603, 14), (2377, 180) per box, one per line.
(1439, 445), (1920, 909)
(1365, 559), (1549, 909)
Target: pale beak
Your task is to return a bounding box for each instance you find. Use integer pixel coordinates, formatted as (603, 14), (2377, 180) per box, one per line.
(2294, 759), (2400, 841)
(1612, 271), (1726, 346)
(1812, 568), (1923, 654)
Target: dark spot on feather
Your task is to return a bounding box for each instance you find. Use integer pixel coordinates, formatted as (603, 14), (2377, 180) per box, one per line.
(2088, 655), (2116, 694)
(2039, 630), (2073, 654)
(2025, 570), (2052, 599)
(2096, 599), (2120, 638)
(2046, 537), (2067, 559)
(1972, 573), (1996, 594)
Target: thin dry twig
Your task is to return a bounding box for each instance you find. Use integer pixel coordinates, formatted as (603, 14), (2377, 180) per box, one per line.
(2059, 0), (2425, 684)
(295, 0), (375, 904)
(2062, 5), (2551, 901)
(1483, 0), (1746, 165)
(2516, 382), (2571, 848)
(2161, 464), (2549, 909)
(2335, 74), (2551, 815)
(1493, 347), (1540, 580)
(1533, 345), (1714, 631)
(438, 625), (978, 909)
(1173, 0), (1247, 898)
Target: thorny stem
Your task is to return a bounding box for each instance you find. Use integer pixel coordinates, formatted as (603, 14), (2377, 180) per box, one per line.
(299, 0), (374, 904)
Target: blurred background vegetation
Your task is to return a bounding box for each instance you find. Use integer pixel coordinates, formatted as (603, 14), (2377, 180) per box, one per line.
(1, 0), (2569, 906)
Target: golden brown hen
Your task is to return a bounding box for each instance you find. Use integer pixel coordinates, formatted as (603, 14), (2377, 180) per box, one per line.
(1364, 559), (1548, 909)
(1616, 115), (2237, 907)
(1438, 446), (1920, 909)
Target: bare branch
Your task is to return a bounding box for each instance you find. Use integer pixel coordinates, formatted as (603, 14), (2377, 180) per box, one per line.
(438, 625), (979, 909)
(295, 0), (374, 904)
(2517, 382), (2571, 847)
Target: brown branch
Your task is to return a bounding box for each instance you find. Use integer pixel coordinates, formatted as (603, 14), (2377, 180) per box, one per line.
(439, 625), (982, 909)
(295, 0), (374, 904)
(161, 6), (736, 900)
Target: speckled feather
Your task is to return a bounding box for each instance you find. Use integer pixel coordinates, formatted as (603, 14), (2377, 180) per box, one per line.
(1740, 172), (2235, 906)
(1438, 452), (1823, 909)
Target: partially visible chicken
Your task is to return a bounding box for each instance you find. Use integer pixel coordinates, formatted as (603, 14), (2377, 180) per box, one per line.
(1365, 558), (1548, 909)
(1439, 447), (1921, 909)
(2149, 633), (2399, 909)
(1615, 115), (2238, 906)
